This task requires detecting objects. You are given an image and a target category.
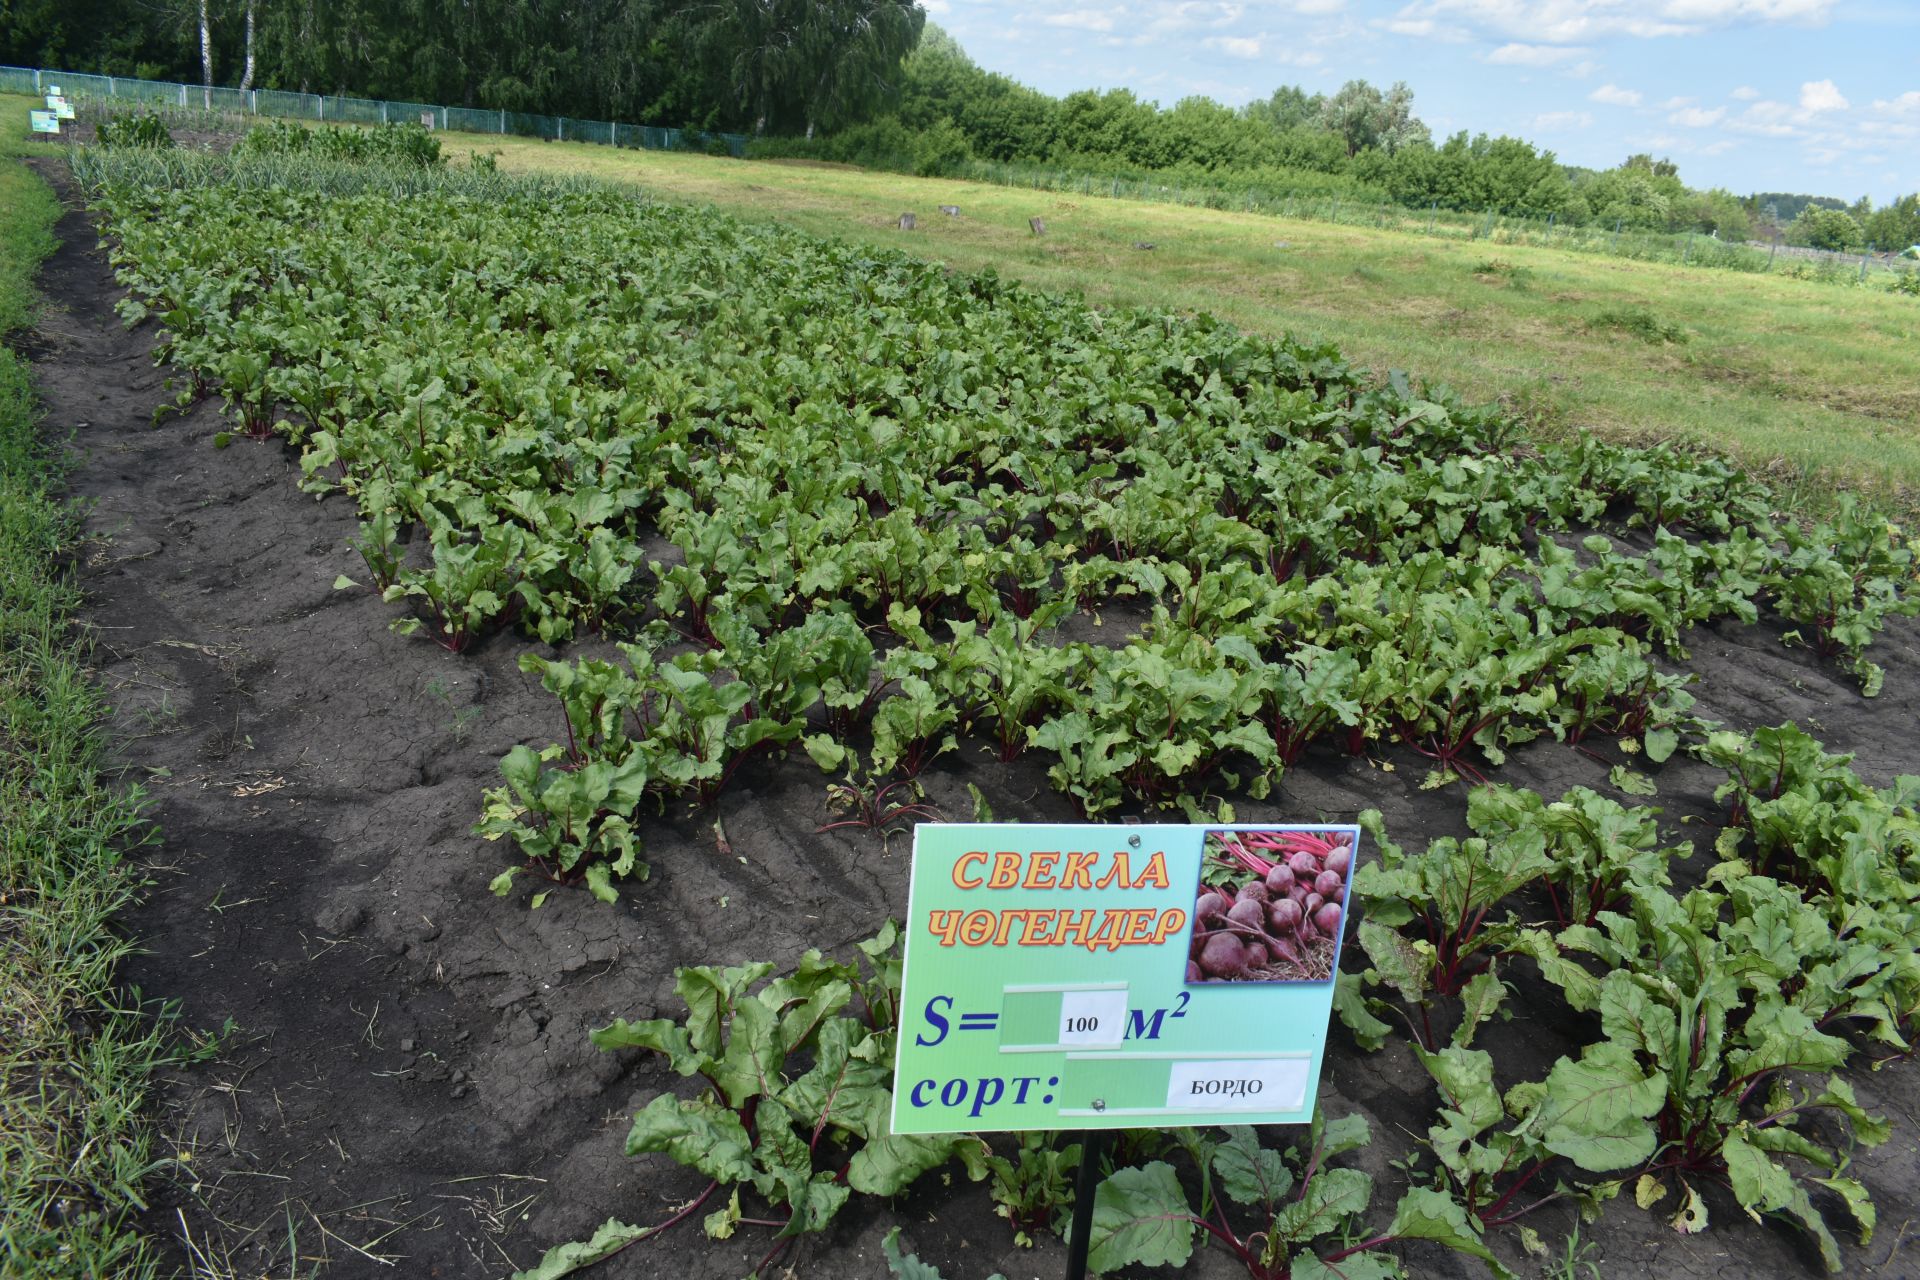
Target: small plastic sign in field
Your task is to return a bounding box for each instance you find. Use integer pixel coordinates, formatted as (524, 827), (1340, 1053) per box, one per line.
(30, 110), (59, 134)
(891, 822), (1360, 1135)
(45, 95), (74, 120)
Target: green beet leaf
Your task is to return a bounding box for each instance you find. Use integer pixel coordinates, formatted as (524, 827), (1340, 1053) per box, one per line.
(1088, 1162), (1196, 1273)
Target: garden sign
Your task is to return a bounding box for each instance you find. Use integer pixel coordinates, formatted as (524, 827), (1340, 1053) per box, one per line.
(891, 822), (1360, 1136)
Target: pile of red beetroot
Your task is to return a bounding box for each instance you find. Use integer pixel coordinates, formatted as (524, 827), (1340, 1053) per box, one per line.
(1187, 830), (1354, 983)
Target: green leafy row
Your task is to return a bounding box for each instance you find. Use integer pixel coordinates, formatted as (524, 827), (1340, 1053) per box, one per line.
(1344, 725), (1918, 1270)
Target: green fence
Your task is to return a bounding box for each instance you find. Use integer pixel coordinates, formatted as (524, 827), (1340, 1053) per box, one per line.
(2, 64), (747, 157)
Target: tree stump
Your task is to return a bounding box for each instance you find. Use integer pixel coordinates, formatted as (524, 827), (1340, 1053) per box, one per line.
(1029, 217), (1046, 236)
(898, 212), (916, 230)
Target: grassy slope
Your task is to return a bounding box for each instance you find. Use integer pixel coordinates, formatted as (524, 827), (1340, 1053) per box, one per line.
(469, 134), (1920, 512)
(0, 109), (168, 1280)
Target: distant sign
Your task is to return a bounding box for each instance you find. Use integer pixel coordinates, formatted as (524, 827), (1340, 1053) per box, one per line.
(45, 95), (74, 120)
(890, 823), (1360, 1135)
(29, 110), (60, 135)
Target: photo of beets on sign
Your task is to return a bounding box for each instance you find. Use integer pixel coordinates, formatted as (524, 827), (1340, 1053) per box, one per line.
(891, 822), (1362, 1136)
(1189, 828), (1356, 984)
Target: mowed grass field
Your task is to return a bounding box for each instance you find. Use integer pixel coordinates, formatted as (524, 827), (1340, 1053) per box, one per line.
(14, 93), (1919, 510)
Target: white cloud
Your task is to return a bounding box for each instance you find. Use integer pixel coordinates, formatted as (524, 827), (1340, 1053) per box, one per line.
(1589, 83), (1642, 106)
(921, 0), (949, 12)
(1859, 118), (1920, 141)
(1724, 100), (1802, 136)
(1532, 110), (1593, 129)
(1390, 0), (1837, 43)
(1798, 79), (1848, 111)
(1730, 85), (1760, 100)
(1660, 95), (1694, 109)
(1873, 91), (1920, 115)
(1142, 1), (1243, 31)
(1485, 41), (1589, 65)
(1042, 8), (1120, 31)
(1202, 33), (1264, 57)
(1669, 105), (1725, 127)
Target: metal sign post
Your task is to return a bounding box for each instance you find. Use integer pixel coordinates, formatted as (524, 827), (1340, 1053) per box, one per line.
(1063, 1129), (1112, 1280)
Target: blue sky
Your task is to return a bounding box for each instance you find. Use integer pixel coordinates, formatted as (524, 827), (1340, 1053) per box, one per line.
(927, 0), (1920, 203)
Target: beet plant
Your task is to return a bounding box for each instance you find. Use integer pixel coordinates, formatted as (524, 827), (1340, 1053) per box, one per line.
(1527, 878), (1885, 1270)
(512, 926), (989, 1280)
(1348, 807), (1553, 1049)
(1087, 1114), (1513, 1279)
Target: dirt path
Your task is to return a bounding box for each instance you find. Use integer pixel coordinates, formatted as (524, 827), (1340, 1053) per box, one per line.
(25, 155), (1920, 1279)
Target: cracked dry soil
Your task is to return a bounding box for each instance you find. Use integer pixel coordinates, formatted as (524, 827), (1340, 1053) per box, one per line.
(22, 157), (1920, 1279)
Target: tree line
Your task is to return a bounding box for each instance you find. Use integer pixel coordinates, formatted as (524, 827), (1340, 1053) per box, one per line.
(1, 0), (923, 135)
(763, 33), (1769, 238)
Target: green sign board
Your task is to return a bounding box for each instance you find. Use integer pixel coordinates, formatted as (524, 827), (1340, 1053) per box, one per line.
(29, 110), (59, 135)
(891, 823), (1360, 1135)
(45, 95), (74, 120)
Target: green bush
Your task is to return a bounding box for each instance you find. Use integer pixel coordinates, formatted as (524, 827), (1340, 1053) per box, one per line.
(93, 111), (172, 149)
(913, 117), (972, 176)
(1788, 205), (1863, 252)
(233, 120), (443, 168)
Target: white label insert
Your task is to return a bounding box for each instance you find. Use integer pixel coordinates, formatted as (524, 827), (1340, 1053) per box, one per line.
(1057, 988), (1130, 1048)
(1166, 1058), (1310, 1111)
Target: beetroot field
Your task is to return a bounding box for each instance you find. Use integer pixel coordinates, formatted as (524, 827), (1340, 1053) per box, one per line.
(34, 139), (1920, 1279)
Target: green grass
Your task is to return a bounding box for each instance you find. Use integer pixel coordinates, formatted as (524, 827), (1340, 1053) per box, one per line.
(0, 102), (170, 1280)
(463, 133), (1920, 514)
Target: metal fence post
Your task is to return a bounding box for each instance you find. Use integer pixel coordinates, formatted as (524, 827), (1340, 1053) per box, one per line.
(500, 108), (506, 134)
(381, 101), (388, 124)
(1428, 201), (1436, 234)
(1768, 242), (1777, 269)
(1860, 245), (1872, 282)
(440, 106), (447, 131)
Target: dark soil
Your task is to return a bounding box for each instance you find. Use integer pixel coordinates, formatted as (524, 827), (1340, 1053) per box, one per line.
(25, 156), (1920, 1279)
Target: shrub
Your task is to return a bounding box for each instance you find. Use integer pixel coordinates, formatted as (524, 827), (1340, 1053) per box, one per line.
(94, 111), (172, 149)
